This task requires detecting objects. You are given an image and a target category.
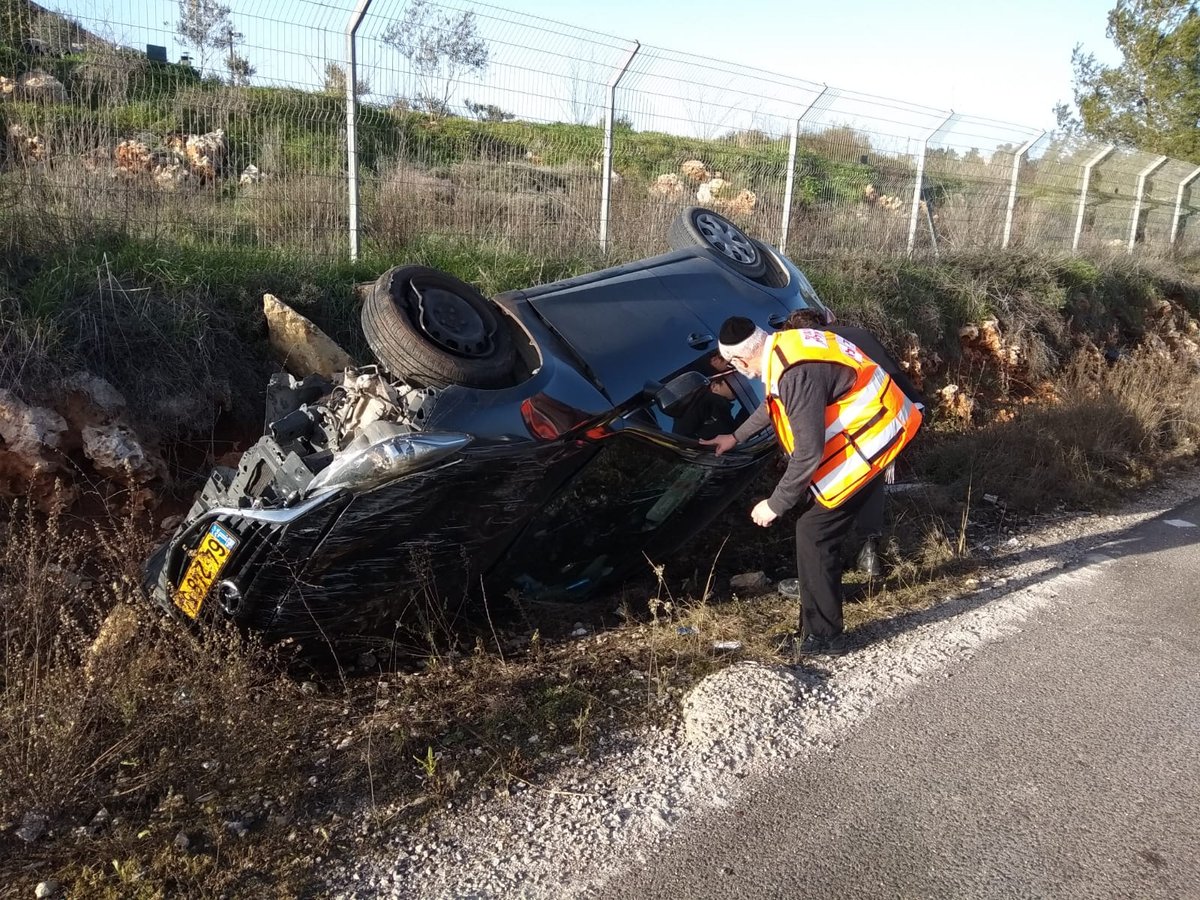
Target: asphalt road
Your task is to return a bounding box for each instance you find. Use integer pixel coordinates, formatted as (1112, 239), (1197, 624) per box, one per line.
(600, 499), (1200, 900)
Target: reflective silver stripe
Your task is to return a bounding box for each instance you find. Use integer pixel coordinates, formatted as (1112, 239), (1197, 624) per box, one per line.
(812, 452), (872, 498)
(856, 414), (906, 462)
(813, 399), (917, 501)
(824, 366), (889, 441)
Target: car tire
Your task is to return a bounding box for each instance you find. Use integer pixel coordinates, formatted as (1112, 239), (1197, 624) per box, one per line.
(362, 265), (519, 389)
(667, 206), (768, 279)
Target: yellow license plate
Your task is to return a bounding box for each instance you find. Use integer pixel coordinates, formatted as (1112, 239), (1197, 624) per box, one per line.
(173, 523), (239, 619)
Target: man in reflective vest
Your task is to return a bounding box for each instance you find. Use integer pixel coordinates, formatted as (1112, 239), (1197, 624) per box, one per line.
(783, 307), (927, 579)
(701, 315), (923, 656)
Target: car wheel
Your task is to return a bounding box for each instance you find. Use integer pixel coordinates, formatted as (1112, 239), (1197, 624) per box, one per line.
(362, 265), (519, 389)
(668, 206), (768, 279)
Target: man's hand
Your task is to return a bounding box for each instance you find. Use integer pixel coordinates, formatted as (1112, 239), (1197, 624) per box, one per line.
(751, 499), (778, 527)
(700, 434), (737, 456)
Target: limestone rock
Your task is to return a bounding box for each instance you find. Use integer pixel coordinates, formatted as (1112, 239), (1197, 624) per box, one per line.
(0, 390), (69, 466)
(729, 570), (769, 592)
(648, 172), (685, 200)
(680, 159), (712, 184)
(115, 139), (153, 174)
(19, 71), (66, 102)
(721, 188), (757, 218)
(5, 123), (44, 161)
(81, 423), (167, 484)
(56, 373), (129, 432)
(263, 293), (355, 378)
(0, 392), (74, 506)
(184, 129), (226, 179)
(239, 164), (264, 186)
(938, 383), (974, 425)
(696, 177), (731, 205)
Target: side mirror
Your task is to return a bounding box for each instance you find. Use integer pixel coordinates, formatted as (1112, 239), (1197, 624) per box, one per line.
(654, 370), (710, 418)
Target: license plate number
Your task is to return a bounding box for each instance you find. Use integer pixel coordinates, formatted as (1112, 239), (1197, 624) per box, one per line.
(174, 524), (238, 619)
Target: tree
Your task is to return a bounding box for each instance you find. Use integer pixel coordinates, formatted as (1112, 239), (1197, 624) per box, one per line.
(322, 61), (370, 97)
(464, 98), (513, 122)
(381, 0), (489, 118)
(175, 0), (231, 77)
(564, 57), (604, 126)
(1059, 0), (1200, 162)
(225, 51), (254, 85)
(217, 21), (253, 85)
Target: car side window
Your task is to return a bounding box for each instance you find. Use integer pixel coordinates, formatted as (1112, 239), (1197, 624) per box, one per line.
(648, 352), (755, 440)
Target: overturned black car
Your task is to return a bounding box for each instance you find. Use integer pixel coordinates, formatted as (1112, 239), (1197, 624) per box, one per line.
(144, 208), (830, 647)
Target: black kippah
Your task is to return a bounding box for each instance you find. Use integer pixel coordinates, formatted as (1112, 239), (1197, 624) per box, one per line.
(719, 316), (755, 345)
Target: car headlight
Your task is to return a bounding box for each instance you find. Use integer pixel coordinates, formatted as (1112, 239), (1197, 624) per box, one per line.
(306, 431), (473, 496)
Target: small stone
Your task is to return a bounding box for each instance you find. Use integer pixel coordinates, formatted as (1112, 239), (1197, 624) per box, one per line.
(16, 811), (48, 843)
(225, 820), (249, 838)
(35, 881), (59, 899)
(729, 571), (769, 592)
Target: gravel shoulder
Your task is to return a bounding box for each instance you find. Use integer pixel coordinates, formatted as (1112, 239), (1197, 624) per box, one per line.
(330, 468), (1200, 900)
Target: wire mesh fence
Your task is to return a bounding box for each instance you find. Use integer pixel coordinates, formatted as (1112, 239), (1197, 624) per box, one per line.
(4, 0), (1200, 263)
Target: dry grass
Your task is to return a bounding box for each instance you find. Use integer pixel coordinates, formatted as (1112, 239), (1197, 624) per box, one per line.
(921, 345), (1200, 511)
(0, 498), (329, 896)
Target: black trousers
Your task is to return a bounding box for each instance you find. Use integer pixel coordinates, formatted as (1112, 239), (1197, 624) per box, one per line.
(855, 476), (886, 539)
(793, 480), (877, 638)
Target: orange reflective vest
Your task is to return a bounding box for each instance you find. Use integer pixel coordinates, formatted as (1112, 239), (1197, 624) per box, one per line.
(764, 328), (922, 509)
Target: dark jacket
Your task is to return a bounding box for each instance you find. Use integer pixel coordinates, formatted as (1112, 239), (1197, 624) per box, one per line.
(731, 325), (921, 515)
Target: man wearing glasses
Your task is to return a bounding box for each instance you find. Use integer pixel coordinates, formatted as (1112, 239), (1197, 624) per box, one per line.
(701, 315), (922, 657)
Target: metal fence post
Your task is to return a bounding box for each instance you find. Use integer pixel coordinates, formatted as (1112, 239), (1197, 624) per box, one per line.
(907, 111), (957, 257)
(780, 86), (834, 250)
(1001, 131), (1044, 249)
(345, 0), (373, 263)
(1072, 144), (1116, 252)
(1170, 166), (1200, 247)
(599, 41), (640, 254)
(1128, 155), (1168, 252)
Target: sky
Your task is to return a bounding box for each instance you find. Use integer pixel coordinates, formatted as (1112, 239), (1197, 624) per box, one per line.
(60, 0), (1125, 145)
(509, 0), (1122, 130)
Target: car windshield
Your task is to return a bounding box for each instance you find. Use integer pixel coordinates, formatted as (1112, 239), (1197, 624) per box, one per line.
(493, 434), (716, 601)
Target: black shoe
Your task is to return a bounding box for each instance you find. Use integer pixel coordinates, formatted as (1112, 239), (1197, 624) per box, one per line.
(777, 578), (801, 599)
(796, 632), (850, 657)
(856, 538), (884, 578)
(774, 631), (850, 659)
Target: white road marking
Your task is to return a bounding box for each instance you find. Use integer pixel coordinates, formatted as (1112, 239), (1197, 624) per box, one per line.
(1165, 519), (1197, 528)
